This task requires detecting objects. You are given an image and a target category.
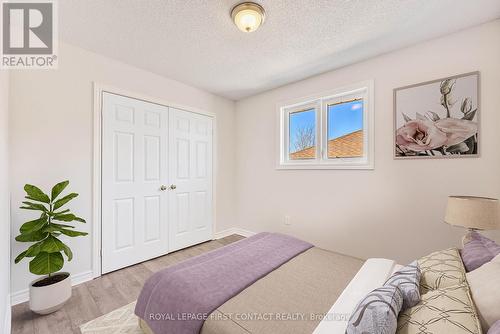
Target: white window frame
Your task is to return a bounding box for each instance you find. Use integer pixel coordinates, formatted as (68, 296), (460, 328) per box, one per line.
(277, 80), (374, 170)
(282, 100), (321, 165)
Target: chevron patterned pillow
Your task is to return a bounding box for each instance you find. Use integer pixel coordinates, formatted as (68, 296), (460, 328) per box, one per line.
(418, 248), (466, 293)
(397, 284), (482, 334)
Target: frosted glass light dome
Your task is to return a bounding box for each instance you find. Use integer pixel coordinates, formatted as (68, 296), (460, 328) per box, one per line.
(231, 2), (265, 33)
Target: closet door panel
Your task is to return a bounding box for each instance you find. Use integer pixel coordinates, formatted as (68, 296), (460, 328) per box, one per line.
(101, 93), (169, 273)
(168, 108), (213, 251)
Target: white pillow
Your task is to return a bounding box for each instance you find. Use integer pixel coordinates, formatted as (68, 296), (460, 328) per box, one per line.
(466, 254), (500, 331)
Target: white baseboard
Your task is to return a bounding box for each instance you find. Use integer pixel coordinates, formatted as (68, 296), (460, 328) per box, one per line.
(10, 270), (93, 306)
(214, 228), (256, 239)
(3, 294), (10, 334)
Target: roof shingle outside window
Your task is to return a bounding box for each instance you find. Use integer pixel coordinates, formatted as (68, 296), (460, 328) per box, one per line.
(290, 130), (363, 160)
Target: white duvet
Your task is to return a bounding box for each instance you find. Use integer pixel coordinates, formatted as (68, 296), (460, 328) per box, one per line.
(312, 258), (402, 334)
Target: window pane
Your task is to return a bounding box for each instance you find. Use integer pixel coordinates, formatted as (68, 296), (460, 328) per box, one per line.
(327, 100), (363, 158)
(289, 108), (316, 160)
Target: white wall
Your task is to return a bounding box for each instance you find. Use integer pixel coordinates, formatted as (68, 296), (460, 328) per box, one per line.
(9, 42), (236, 297)
(0, 70), (11, 333)
(9, 19), (500, 303)
(235, 20), (500, 264)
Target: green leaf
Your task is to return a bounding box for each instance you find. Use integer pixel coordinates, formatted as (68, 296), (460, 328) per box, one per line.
(19, 216), (48, 234)
(15, 250), (28, 264)
(61, 243), (73, 261)
(53, 209), (70, 215)
(74, 216), (86, 223)
(20, 206), (42, 211)
(25, 196), (49, 203)
(51, 223), (75, 229)
(52, 213), (85, 223)
(39, 236), (66, 253)
(53, 193), (78, 210)
(53, 213), (77, 222)
(20, 201), (48, 212)
(15, 242), (44, 263)
(59, 228), (88, 237)
(43, 223), (75, 235)
(15, 230), (48, 242)
(25, 242), (43, 257)
(51, 180), (69, 202)
(43, 223), (85, 237)
(42, 225), (75, 234)
(29, 252), (64, 276)
(43, 226), (62, 233)
(24, 184), (50, 203)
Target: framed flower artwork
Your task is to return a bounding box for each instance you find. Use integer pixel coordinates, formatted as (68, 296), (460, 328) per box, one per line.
(394, 72), (479, 159)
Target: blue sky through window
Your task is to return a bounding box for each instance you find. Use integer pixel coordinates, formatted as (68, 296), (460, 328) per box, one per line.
(289, 109), (315, 153)
(289, 101), (363, 153)
(328, 100), (363, 140)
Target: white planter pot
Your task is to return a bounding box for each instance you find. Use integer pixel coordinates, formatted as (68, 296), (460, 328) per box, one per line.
(29, 272), (72, 314)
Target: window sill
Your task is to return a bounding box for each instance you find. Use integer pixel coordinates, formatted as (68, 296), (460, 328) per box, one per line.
(276, 162), (374, 170)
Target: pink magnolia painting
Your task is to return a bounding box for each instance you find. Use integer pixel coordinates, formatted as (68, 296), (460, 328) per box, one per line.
(394, 72), (479, 158)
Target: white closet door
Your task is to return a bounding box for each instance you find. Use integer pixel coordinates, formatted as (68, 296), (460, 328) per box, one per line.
(101, 92), (169, 273)
(168, 108), (213, 251)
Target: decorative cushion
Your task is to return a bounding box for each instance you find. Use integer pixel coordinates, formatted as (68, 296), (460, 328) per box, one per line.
(384, 261), (421, 310)
(466, 254), (500, 331)
(461, 231), (500, 272)
(346, 286), (403, 334)
(476, 233), (500, 255)
(397, 283), (482, 334)
(417, 248), (466, 294)
(488, 321), (500, 334)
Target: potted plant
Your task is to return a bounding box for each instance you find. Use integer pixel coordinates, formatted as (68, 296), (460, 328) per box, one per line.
(14, 180), (87, 314)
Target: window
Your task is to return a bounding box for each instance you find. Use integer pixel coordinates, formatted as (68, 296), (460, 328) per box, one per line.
(327, 99), (363, 159)
(289, 108), (316, 160)
(278, 81), (373, 169)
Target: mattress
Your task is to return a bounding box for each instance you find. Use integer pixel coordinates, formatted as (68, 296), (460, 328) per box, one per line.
(140, 247), (363, 334)
(313, 258), (401, 333)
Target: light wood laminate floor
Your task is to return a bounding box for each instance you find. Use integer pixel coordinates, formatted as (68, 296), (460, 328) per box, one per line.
(11, 234), (245, 334)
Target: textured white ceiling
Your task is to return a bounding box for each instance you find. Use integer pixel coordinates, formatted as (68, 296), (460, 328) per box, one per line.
(60, 0), (500, 100)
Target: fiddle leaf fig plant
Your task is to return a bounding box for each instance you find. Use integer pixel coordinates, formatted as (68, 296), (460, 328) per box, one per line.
(14, 181), (88, 276)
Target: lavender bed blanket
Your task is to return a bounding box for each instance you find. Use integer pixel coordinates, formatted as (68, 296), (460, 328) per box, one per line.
(135, 232), (313, 334)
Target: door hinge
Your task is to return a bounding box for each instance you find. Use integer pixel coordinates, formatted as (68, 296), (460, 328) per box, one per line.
(99, 249), (103, 257)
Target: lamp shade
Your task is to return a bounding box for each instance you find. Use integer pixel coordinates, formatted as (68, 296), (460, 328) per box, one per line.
(445, 196), (500, 230)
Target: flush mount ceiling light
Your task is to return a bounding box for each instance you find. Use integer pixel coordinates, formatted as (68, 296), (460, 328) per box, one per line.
(231, 2), (265, 33)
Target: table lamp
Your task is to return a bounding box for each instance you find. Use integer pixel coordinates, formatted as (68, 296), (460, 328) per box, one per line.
(445, 196), (500, 245)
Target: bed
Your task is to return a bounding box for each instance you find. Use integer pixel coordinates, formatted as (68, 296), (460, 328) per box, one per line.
(136, 233), (402, 334)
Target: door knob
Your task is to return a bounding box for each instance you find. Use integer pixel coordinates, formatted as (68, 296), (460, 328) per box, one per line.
(160, 185), (167, 191)
(169, 184), (177, 190)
